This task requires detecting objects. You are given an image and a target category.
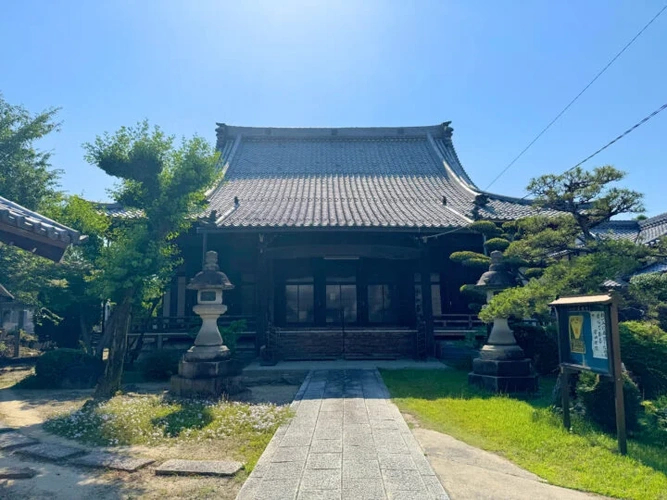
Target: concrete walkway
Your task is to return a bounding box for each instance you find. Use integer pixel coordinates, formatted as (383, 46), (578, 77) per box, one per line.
(237, 369), (449, 500)
(413, 428), (604, 500)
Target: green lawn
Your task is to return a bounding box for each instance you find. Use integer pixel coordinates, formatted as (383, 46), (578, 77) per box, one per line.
(381, 369), (667, 500)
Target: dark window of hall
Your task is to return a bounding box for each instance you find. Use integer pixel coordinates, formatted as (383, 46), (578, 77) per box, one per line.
(368, 284), (397, 323)
(414, 273), (443, 316)
(285, 276), (314, 324)
(367, 262), (398, 324)
(325, 261), (357, 325)
(240, 273), (255, 317)
(326, 283), (357, 324)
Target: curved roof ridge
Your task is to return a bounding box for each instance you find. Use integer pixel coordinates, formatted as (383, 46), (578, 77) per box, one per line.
(0, 195), (83, 244)
(215, 122), (453, 140)
(479, 191), (536, 206)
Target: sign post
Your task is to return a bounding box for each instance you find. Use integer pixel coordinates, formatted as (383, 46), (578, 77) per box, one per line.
(549, 294), (626, 455)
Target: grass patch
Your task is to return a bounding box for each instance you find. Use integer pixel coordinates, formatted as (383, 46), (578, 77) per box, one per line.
(0, 365), (34, 389)
(44, 394), (292, 469)
(381, 369), (667, 500)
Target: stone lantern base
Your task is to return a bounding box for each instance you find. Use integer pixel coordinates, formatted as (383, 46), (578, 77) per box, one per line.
(170, 357), (232, 398)
(468, 359), (538, 393)
(468, 318), (538, 393)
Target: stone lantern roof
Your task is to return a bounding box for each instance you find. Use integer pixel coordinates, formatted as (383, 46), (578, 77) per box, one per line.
(186, 251), (234, 291)
(475, 251), (516, 291)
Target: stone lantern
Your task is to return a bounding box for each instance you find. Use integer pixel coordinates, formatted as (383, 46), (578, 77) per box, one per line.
(170, 251), (235, 397)
(468, 251), (538, 392)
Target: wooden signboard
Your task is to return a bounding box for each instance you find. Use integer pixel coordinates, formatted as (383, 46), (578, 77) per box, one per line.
(549, 294), (626, 455)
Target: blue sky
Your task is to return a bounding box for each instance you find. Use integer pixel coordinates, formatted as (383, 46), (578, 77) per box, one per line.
(2, 1), (666, 215)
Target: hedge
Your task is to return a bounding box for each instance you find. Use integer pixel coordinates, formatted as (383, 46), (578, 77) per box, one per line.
(35, 349), (104, 389)
(619, 321), (667, 399)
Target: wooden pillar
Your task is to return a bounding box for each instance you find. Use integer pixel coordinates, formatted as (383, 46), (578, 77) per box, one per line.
(420, 244), (435, 357)
(201, 231), (208, 268)
(162, 290), (171, 318)
(176, 276), (186, 318)
(255, 246), (268, 353)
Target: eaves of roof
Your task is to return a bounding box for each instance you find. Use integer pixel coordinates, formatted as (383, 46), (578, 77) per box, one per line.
(206, 122), (542, 230)
(0, 196), (85, 261)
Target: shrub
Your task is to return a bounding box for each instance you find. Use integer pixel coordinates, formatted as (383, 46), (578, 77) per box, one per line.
(0, 341), (11, 357)
(656, 303), (667, 332)
(468, 220), (502, 237)
(511, 323), (559, 376)
(450, 251), (491, 269)
(220, 320), (247, 357)
(35, 349), (104, 389)
(141, 350), (180, 381)
(484, 237), (510, 252)
(576, 370), (642, 433)
(619, 321), (667, 399)
(643, 395), (667, 431)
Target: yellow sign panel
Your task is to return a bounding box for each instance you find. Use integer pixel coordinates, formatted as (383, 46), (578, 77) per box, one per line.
(569, 314), (586, 354)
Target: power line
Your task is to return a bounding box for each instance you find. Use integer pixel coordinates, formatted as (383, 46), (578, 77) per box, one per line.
(425, 101), (667, 241)
(485, 3), (667, 191)
(563, 101), (667, 174)
(519, 100), (667, 200)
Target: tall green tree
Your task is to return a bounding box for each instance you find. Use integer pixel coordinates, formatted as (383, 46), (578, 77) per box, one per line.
(480, 165), (647, 322)
(84, 121), (218, 398)
(0, 93), (61, 210)
(0, 95), (109, 350)
(527, 165), (644, 241)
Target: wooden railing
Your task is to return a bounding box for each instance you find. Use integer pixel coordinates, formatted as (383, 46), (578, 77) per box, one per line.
(127, 315), (256, 350)
(129, 315), (256, 334)
(433, 314), (483, 330)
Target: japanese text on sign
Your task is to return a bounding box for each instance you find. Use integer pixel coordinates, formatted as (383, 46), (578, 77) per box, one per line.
(590, 311), (608, 360)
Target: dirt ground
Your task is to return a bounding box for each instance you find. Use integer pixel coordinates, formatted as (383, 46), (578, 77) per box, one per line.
(0, 367), (299, 500)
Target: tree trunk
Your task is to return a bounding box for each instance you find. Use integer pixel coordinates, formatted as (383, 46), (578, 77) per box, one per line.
(96, 304), (116, 359)
(94, 291), (133, 399)
(127, 297), (160, 368)
(79, 304), (92, 354)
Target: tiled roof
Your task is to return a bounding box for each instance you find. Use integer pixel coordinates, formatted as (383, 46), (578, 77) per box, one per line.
(207, 123), (539, 230)
(0, 196), (84, 261)
(0, 283), (13, 300)
(591, 213), (667, 245)
(0, 196), (83, 245)
(639, 213), (667, 244)
(96, 202), (143, 219)
(634, 261), (667, 276)
(591, 220), (641, 242)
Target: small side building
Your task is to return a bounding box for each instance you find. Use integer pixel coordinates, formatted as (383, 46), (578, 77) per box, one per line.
(0, 195), (84, 341)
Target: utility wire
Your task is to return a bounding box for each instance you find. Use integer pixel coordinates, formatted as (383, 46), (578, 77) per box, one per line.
(519, 100), (667, 200)
(426, 101), (667, 239)
(484, 4), (667, 191)
(563, 102), (667, 174)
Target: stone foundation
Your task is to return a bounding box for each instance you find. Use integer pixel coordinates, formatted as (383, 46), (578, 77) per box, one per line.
(170, 358), (232, 398)
(468, 372), (539, 393)
(277, 329), (417, 360)
(469, 357), (538, 392)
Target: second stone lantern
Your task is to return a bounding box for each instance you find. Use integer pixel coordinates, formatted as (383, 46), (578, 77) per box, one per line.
(468, 251), (539, 392)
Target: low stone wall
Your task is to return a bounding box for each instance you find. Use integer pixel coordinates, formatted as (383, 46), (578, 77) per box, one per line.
(278, 329), (416, 360)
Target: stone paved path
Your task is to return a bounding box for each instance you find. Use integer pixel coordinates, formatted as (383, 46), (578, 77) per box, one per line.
(237, 369), (449, 500)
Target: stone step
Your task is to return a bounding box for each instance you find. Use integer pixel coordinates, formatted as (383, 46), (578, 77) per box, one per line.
(0, 432), (38, 450)
(0, 467), (38, 479)
(0, 421), (14, 434)
(69, 451), (154, 472)
(155, 459), (243, 477)
(15, 443), (87, 461)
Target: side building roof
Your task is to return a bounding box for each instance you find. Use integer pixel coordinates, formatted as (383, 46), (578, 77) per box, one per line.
(206, 122), (540, 231)
(591, 213), (667, 245)
(0, 196), (84, 262)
